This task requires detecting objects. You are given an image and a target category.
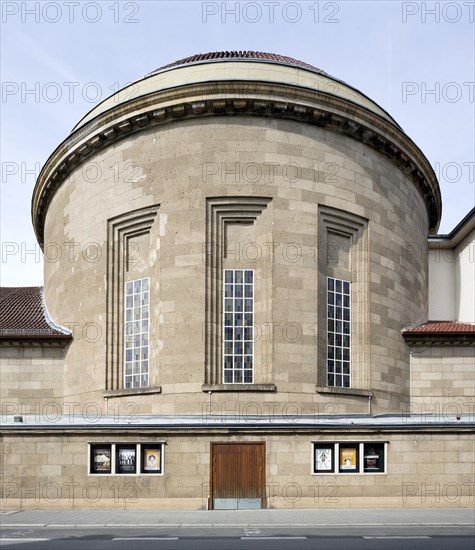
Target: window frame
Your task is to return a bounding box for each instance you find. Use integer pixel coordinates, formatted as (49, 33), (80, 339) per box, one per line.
(311, 442), (388, 475)
(88, 442), (164, 476)
(326, 277), (351, 389)
(222, 269), (254, 385)
(124, 277), (150, 389)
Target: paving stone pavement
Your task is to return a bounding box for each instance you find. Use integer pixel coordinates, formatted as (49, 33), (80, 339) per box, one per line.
(1, 508), (474, 527)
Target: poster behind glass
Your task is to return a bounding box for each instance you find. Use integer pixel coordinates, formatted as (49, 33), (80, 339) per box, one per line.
(314, 444), (334, 473)
(339, 445), (358, 472)
(91, 445), (112, 474)
(363, 443), (385, 473)
(142, 445), (162, 473)
(116, 445), (136, 474)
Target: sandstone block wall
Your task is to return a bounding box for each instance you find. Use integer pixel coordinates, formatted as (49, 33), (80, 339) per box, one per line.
(1, 431), (473, 510)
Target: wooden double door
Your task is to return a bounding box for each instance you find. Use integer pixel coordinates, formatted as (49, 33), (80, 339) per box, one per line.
(211, 443), (266, 510)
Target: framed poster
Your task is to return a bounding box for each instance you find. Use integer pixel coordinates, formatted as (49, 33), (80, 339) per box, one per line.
(90, 445), (112, 474)
(339, 445), (359, 472)
(141, 445), (162, 474)
(363, 443), (385, 473)
(314, 444), (334, 473)
(116, 445), (137, 474)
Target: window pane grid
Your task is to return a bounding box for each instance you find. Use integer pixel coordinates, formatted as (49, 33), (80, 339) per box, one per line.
(124, 278), (150, 389)
(327, 277), (350, 388)
(223, 269), (254, 384)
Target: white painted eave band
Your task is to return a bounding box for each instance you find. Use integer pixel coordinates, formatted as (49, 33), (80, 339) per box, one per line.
(73, 62), (397, 131)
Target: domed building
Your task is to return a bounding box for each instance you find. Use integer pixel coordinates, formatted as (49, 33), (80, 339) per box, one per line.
(1, 51), (474, 510)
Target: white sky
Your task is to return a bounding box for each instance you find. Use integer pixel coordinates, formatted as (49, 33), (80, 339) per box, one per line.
(1, 0), (474, 286)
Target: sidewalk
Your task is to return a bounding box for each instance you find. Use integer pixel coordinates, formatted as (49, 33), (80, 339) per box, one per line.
(1, 508), (474, 527)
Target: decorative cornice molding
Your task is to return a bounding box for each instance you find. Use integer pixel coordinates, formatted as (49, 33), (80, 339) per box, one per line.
(103, 386), (162, 398)
(316, 386), (373, 397)
(32, 81), (442, 246)
(202, 384), (277, 392)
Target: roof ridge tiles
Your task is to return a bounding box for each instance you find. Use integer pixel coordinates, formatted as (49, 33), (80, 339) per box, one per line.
(148, 50), (325, 77)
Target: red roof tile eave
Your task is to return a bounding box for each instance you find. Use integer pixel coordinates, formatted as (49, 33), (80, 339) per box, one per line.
(0, 287), (72, 339)
(402, 321), (475, 344)
(402, 321), (475, 335)
(402, 333), (475, 339)
(403, 330), (475, 335)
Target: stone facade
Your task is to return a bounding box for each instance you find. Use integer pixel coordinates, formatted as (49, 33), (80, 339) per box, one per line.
(41, 117), (430, 415)
(0, 345), (66, 414)
(1, 52), (473, 510)
(2, 429), (473, 510)
(409, 346), (475, 410)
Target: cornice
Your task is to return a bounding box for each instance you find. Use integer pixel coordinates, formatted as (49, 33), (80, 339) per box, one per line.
(0, 336), (71, 345)
(32, 80), (442, 246)
(2, 423), (473, 435)
(403, 333), (475, 346)
(429, 207), (475, 248)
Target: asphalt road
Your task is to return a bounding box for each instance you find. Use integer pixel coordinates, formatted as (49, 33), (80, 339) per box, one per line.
(1, 526), (474, 549)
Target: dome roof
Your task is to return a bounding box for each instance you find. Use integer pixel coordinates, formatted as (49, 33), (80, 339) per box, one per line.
(148, 51), (326, 76)
(72, 50), (395, 131)
(33, 51), (442, 243)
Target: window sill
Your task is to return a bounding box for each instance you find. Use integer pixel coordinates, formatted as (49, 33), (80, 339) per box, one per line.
(202, 384), (277, 392)
(103, 386), (162, 398)
(316, 386), (372, 397)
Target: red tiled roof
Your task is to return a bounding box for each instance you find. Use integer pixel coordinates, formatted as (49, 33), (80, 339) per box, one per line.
(0, 287), (71, 340)
(402, 321), (475, 334)
(148, 51), (325, 76)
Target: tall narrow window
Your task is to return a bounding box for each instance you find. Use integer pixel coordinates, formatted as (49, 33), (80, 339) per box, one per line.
(124, 277), (150, 389)
(223, 269), (254, 384)
(327, 277), (351, 388)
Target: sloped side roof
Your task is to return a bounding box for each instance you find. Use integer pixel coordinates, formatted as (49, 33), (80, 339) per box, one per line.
(0, 287), (71, 340)
(402, 321), (475, 334)
(402, 320), (475, 344)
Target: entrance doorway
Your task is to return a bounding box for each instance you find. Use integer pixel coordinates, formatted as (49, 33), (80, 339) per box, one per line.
(210, 443), (266, 510)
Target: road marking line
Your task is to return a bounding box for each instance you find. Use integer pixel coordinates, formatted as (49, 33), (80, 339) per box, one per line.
(364, 536), (431, 539)
(0, 539), (51, 546)
(112, 537), (178, 540)
(241, 536), (308, 539)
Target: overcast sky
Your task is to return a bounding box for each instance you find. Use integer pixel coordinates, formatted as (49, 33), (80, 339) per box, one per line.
(1, 0), (474, 286)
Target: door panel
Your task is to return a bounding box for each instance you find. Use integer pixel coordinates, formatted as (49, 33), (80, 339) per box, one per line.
(211, 443), (265, 510)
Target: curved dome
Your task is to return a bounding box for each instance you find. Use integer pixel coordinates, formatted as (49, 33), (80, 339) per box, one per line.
(148, 51), (326, 76)
(33, 51), (442, 243)
(71, 50), (399, 131)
